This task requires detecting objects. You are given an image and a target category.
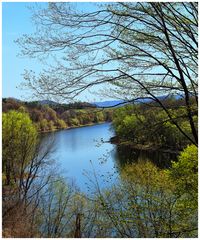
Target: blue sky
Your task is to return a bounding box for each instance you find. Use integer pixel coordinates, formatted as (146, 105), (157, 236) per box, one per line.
(2, 2), (109, 102)
(3, 2), (42, 100)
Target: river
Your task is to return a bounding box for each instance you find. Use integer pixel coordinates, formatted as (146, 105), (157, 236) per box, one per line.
(42, 122), (177, 192)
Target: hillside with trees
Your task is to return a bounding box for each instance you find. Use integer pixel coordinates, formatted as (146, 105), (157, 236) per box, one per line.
(112, 96), (197, 150)
(2, 98), (113, 132)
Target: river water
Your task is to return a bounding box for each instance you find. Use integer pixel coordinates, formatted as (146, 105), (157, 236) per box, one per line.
(42, 122), (177, 192)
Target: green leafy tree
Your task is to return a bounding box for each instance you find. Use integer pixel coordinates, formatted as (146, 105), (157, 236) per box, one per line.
(2, 110), (55, 238)
(167, 145), (198, 206)
(47, 120), (55, 131)
(94, 160), (197, 237)
(70, 118), (80, 126)
(112, 103), (194, 148)
(39, 119), (48, 131)
(96, 112), (104, 123)
(2, 111), (37, 185)
(56, 119), (67, 129)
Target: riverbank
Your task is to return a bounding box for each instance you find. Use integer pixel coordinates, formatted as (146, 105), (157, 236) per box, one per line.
(110, 136), (181, 154)
(39, 121), (110, 133)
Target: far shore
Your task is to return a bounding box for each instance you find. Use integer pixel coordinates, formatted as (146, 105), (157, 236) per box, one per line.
(39, 121), (111, 134)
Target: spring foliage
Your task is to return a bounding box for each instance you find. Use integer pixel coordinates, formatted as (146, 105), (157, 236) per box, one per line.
(2, 111), (38, 185)
(112, 101), (197, 148)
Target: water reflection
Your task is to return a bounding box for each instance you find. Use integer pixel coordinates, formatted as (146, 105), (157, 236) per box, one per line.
(41, 123), (117, 192)
(41, 123), (178, 192)
(114, 144), (178, 170)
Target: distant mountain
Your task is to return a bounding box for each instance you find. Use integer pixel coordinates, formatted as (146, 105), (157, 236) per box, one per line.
(93, 95), (182, 108)
(93, 100), (126, 108)
(93, 98), (151, 107)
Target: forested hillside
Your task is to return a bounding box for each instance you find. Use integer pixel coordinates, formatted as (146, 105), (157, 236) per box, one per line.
(2, 98), (113, 132)
(112, 97), (197, 150)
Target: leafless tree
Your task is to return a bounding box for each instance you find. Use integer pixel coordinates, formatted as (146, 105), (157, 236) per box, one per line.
(2, 135), (55, 237)
(17, 2), (198, 145)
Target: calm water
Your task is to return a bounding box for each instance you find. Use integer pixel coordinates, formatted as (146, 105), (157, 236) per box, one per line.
(42, 123), (118, 192)
(42, 123), (177, 192)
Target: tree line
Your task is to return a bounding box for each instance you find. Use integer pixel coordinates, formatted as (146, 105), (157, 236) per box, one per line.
(2, 98), (113, 132)
(112, 96), (197, 150)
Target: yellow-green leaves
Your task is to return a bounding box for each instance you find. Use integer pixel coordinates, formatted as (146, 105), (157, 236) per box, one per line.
(168, 145), (198, 206)
(2, 111), (38, 185)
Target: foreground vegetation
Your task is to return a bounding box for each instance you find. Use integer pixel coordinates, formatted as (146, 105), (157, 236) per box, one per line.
(2, 110), (197, 237)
